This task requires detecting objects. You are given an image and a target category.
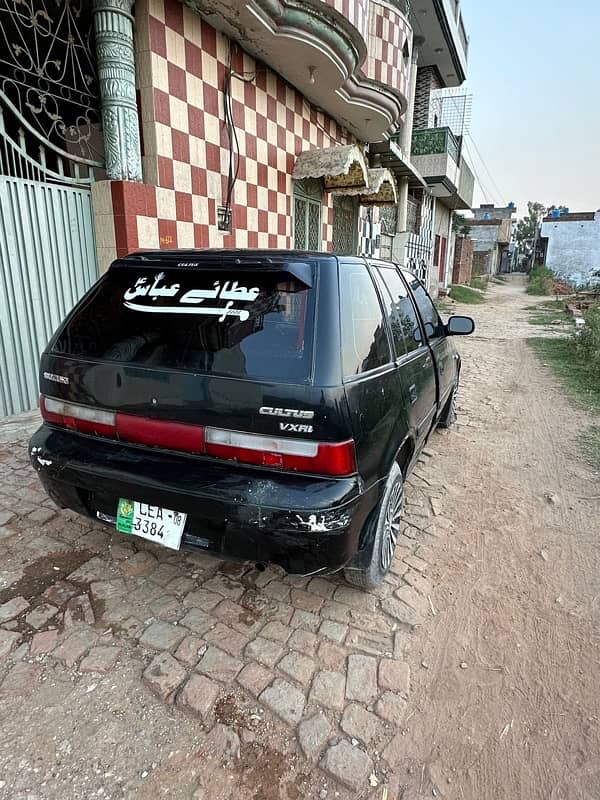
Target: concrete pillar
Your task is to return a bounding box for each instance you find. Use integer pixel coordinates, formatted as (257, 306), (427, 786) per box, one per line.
(93, 0), (142, 181)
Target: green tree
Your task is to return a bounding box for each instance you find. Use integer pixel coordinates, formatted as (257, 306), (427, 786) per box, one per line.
(516, 201), (546, 258)
(452, 213), (471, 235)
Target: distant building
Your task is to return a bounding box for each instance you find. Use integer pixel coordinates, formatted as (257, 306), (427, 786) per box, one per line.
(468, 204), (516, 276)
(540, 211), (600, 285)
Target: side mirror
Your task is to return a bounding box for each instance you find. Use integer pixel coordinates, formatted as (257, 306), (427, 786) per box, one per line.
(446, 315), (475, 336)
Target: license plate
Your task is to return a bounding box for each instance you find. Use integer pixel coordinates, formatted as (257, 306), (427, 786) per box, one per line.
(116, 498), (186, 550)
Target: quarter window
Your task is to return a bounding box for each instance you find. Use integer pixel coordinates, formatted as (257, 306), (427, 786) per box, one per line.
(340, 264), (391, 377)
(402, 270), (443, 339)
(376, 267), (423, 354)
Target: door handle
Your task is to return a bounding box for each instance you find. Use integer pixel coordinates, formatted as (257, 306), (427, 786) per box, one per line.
(408, 383), (418, 404)
(422, 356), (432, 369)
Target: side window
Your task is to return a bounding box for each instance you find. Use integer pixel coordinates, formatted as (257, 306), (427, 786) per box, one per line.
(340, 263), (392, 377)
(376, 267), (423, 354)
(372, 268), (407, 357)
(401, 270), (443, 339)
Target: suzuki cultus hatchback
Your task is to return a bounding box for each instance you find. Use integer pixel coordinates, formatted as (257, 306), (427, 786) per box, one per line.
(30, 250), (474, 588)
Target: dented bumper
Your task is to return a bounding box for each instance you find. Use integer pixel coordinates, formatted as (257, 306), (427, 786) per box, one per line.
(29, 425), (379, 575)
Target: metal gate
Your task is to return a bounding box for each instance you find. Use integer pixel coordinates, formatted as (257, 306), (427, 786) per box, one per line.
(0, 178), (97, 416)
(0, 0), (105, 416)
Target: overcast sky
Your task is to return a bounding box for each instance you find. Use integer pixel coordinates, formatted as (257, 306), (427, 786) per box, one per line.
(458, 0), (599, 219)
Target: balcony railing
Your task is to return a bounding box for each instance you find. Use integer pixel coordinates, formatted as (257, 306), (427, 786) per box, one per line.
(386, 0), (411, 15)
(412, 127), (460, 164)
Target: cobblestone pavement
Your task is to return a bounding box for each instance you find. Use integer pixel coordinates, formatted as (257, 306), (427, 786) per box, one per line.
(0, 404), (453, 799)
(2, 277), (599, 799)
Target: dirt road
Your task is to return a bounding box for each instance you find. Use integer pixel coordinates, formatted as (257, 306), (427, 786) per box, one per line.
(0, 276), (598, 799)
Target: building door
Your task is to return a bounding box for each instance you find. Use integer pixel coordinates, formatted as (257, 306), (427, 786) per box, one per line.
(293, 179), (322, 250)
(0, 0), (103, 416)
(332, 195), (359, 255)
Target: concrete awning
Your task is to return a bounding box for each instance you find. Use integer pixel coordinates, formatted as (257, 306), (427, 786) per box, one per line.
(292, 144), (369, 191)
(335, 168), (398, 206)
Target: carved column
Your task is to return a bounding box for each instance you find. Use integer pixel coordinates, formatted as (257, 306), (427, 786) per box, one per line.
(93, 0), (142, 182)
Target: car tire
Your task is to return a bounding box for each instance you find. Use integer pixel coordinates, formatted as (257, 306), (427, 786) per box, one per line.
(344, 462), (404, 590)
(437, 385), (457, 428)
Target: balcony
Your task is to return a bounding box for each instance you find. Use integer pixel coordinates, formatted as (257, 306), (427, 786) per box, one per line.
(184, 0), (411, 141)
(411, 127), (473, 209)
(412, 0), (468, 87)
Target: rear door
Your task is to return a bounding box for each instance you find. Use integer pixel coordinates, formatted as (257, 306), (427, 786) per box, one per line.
(400, 270), (456, 413)
(338, 259), (405, 487)
(374, 265), (437, 447)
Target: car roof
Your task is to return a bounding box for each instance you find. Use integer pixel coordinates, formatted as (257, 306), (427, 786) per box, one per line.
(114, 249), (339, 268)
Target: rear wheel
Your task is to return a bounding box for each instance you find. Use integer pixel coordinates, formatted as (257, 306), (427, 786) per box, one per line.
(344, 462), (404, 589)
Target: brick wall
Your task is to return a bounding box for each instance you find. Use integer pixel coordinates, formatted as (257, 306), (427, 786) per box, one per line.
(452, 235), (473, 284)
(472, 250), (492, 276)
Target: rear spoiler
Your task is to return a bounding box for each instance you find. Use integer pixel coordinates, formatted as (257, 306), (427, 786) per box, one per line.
(110, 254), (314, 288)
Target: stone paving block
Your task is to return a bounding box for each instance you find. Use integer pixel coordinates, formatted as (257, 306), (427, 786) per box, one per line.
(77, 530), (110, 552)
(341, 703), (383, 746)
(25, 603), (58, 630)
(53, 628), (98, 667)
(309, 670), (346, 711)
(288, 628), (318, 655)
(317, 641), (348, 671)
(176, 673), (220, 719)
(298, 713), (331, 760)
(0, 662), (41, 695)
(213, 599), (263, 635)
(346, 654), (378, 704)
(260, 678), (305, 726)
(120, 551), (158, 576)
(394, 585), (429, 616)
(375, 691), (408, 723)
(277, 652), (316, 685)
(179, 607), (214, 634)
(42, 580), (80, 606)
(139, 621), (187, 652)
(175, 635), (206, 666)
(261, 580), (291, 603)
(378, 658), (410, 695)
(89, 580), (128, 601)
(166, 576), (196, 596)
(0, 629), (21, 658)
(0, 596), (29, 623)
(403, 569), (434, 597)
(382, 732), (406, 766)
(80, 645), (121, 673)
(30, 629), (58, 656)
(150, 593), (181, 621)
(389, 559), (409, 578)
(320, 740), (373, 792)
(290, 588), (324, 613)
(204, 623), (248, 656)
(63, 594), (95, 627)
(260, 620), (292, 643)
(345, 628), (393, 657)
(197, 646), (243, 683)
(148, 564), (184, 587)
(306, 577), (336, 599)
(318, 620), (347, 644)
(203, 574), (245, 600)
(0, 525), (17, 541)
(236, 662), (273, 697)
(245, 636), (283, 668)
(183, 589), (222, 611)
(143, 652), (187, 702)
(289, 609), (320, 632)
(27, 507), (56, 524)
(320, 600), (352, 624)
(381, 596), (419, 629)
(403, 554), (429, 573)
(68, 557), (117, 583)
(0, 510), (15, 526)
(333, 586), (379, 613)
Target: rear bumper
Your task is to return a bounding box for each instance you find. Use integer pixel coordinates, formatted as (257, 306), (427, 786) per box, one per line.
(29, 425), (378, 575)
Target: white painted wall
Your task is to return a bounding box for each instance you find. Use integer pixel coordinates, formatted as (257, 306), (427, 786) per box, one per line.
(541, 213), (600, 285)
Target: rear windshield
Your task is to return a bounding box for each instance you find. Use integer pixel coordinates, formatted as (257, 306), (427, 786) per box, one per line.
(53, 266), (316, 383)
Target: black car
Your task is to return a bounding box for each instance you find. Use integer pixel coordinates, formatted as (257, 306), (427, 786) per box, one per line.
(29, 250), (474, 588)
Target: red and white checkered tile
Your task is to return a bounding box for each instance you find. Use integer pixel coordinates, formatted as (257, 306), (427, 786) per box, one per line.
(133, 0), (357, 252)
(366, 1), (411, 99)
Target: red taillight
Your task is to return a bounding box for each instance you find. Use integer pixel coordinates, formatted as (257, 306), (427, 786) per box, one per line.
(40, 395), (357, 476)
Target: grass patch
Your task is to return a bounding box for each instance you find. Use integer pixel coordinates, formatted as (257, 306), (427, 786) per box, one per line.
(528, 337), (600, 412)
(527, 309), (573, 326)
(469, 276), (488, 291)
(449, 284), (485, 304)
(578, 425), (600, 471)
(527, 265), (554, 295)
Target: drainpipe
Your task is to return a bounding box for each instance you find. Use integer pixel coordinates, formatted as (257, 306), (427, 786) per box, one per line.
(93, 0), (142, 181)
